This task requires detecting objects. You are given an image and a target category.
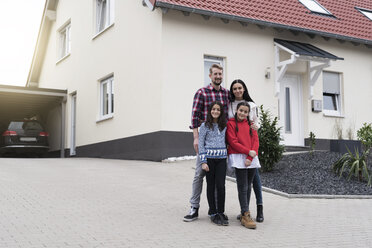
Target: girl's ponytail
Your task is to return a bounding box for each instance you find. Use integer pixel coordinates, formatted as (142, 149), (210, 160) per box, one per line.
(234, 113), (239, 133)
(247, 117), (253, 136)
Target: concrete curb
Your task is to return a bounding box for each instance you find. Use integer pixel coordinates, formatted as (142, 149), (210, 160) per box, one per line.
(225, 174), (372, 199)
(188, 163), (372, 200)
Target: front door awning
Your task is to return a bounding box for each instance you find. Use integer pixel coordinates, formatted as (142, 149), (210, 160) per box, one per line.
(274, 39), (344, 61)
(274, 39), (344, 99)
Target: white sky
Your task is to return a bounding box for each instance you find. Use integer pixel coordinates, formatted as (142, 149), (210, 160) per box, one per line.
(0, 0), (46, 86)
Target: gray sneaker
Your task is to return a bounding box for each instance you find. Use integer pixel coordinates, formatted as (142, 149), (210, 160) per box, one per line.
(183, 207), (199, 222)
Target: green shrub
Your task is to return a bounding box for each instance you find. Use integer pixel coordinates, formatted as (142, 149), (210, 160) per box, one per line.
(332, 147), (370, 186)
(357, 122), (372, 152)
(258, 105), (285, 172)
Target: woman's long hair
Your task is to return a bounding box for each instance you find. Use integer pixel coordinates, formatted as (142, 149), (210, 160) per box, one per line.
(229, 79), (255, 103)
(234, 102), (252, 136)
(205, 101), (226, 131)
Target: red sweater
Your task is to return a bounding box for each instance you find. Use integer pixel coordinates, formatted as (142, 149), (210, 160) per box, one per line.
(226, 118), (259, 161)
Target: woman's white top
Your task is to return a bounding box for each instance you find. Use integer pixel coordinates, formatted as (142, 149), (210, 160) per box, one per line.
(228, 100), (260, 128)
(228, 154), (261, 169)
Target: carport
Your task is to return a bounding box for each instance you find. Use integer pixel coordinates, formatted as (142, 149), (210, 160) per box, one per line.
(0, 85), (67, 157)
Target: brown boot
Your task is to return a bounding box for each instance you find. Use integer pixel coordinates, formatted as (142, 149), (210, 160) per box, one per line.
(241, 211), (256, 229)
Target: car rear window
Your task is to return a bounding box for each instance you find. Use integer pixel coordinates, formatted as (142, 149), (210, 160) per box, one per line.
(8, 121), (43, 131)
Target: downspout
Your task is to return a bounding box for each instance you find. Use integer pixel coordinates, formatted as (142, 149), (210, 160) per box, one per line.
(60, 96), (67, 158)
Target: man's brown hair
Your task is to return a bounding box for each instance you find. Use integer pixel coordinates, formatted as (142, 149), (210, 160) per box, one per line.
(209, 64), (223, 74)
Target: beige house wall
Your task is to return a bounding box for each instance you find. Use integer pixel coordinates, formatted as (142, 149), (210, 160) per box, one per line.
(34, 2), (372, 151)
(161, 10), (372, 141)
(37, 0), (163, 149)
(160, 11), (277, 131)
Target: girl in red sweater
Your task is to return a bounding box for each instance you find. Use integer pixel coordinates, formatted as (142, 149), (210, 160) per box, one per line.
(226, 102), (259, 229)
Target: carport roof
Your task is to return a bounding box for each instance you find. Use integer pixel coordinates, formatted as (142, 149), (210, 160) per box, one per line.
(0, 85), (67, 125)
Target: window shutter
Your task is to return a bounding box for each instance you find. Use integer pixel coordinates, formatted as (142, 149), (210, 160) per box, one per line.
(323, 72), (340, 94)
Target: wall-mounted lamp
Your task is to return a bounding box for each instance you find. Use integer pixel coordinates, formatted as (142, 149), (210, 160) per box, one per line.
(265, 67), (271, 79)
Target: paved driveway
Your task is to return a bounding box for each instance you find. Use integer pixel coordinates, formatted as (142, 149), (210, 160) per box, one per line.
(0, 158), (371, 248)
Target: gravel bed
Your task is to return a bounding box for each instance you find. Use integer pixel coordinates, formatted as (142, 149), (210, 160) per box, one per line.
(258, 151), (372, 195)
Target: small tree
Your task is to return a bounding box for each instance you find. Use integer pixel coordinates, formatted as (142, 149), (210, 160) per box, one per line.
(357, 122), (372, 171)
(357, 123), (372, 152)
(258, 105), (285, 172)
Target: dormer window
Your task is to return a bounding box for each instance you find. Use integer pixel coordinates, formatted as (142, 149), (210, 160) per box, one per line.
(299, 0), (332, 15)
(356, 7), (372, 21)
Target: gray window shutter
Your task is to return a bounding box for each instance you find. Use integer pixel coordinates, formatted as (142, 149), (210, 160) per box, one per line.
(323, 72), (340, 94)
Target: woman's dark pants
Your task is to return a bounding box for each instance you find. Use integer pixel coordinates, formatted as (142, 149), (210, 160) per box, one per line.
(235, 168), (256, 215)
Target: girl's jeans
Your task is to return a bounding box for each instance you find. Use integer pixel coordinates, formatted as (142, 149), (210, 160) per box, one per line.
(235, 168), (256, 214)
(205, 158), (227, 214)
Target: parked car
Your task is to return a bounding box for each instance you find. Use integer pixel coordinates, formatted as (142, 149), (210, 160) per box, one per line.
(0, 120), (49, 157)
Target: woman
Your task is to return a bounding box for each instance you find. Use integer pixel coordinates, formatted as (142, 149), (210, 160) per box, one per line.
(228, 79), (264, 223)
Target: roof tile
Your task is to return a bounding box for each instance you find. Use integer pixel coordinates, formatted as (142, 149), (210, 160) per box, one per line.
(156, 0), (372, 42)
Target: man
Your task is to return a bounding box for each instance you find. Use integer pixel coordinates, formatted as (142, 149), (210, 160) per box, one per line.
(183, 64), (229, 222)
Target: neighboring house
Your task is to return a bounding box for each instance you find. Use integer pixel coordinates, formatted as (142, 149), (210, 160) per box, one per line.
(28, 0), (372, 161)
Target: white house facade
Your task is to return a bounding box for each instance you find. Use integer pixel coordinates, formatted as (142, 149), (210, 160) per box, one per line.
(28, 0), (372, 160)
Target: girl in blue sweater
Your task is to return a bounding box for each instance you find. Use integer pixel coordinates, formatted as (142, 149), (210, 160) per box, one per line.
(198, 101), (228, 226)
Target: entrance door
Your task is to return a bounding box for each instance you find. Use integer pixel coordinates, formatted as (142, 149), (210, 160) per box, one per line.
(70, 94), (76, 156)
(279, 75), (303, 146)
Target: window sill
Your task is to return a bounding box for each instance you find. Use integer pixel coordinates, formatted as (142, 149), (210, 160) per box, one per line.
(96, 114), (114, 123)
(323, 111), (344, 118)
(92, 23), (115, 40)
(56, 53), (71, 64)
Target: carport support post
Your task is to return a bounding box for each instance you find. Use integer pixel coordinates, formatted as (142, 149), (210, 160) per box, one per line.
(60, 97), (67, 158)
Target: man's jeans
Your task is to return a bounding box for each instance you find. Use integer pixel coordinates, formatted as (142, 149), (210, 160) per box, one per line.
(189, 155), (206, 209)
(248, 168), (263, 206)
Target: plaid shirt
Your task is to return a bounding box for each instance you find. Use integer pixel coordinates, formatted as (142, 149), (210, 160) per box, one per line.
(190, 84), (229, 129)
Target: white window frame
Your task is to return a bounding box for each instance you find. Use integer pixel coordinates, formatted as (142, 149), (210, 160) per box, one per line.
(356, 7), (372, 21)
(95, 0), (115, 34)
(298, 0), (332, 15)
(57, 21), (71, 61)
(99, 76), (114, 121)
(322, 71), (343, 117)
(203, 55), (225, 87)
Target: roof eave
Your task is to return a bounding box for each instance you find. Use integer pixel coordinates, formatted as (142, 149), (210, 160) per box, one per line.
(155, 2), (372, 46)
(26, 0), (58, 87)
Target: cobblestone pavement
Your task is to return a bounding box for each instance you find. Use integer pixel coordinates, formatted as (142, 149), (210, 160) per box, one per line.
(0, 158), (371, 248)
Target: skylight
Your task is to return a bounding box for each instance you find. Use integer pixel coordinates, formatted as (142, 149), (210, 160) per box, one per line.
(357, 7), (372, 21)
(299, 0), (332, 15)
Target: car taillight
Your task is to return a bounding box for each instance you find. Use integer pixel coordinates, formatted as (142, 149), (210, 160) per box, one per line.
(2, 130), (17, 136)
(39, 132), (49, 137)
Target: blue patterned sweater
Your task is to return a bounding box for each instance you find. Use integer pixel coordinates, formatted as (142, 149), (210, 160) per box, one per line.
(198, 122), (227, 163)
